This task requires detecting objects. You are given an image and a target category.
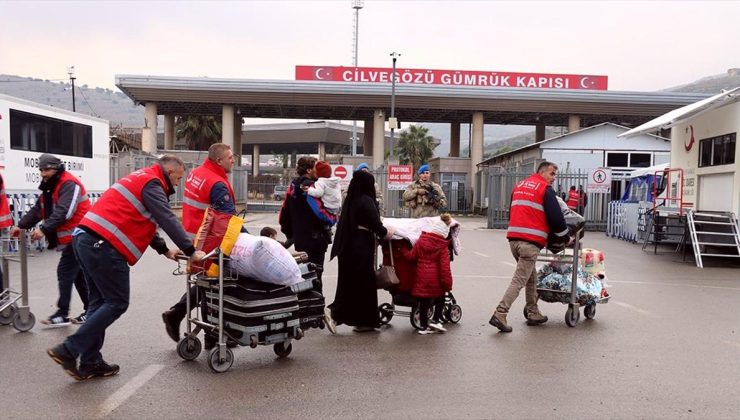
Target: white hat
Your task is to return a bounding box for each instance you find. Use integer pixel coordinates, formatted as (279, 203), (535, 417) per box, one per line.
(427, 218), (450, 238)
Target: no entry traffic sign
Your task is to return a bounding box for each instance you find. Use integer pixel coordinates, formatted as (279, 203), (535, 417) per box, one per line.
(330, 164), (353, 190)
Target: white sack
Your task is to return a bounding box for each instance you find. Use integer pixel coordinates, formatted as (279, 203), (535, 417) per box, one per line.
(381, 216), (462, 255)
(229, 233), (303, 285)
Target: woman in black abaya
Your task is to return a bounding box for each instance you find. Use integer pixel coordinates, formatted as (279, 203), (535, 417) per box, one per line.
(328, 171), (394, 332)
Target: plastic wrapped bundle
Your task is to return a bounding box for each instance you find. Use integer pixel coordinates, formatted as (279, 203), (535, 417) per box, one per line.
(537, 265), (605, 305)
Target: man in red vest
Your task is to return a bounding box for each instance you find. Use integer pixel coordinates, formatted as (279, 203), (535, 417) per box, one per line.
(489, 161), (571, 333)
(566, 185), (579, 211)
(46, 155), (205, 380)
(162, 143), (238, 347)
(0, 172), (12, 289)
(10, 154), (90, 326)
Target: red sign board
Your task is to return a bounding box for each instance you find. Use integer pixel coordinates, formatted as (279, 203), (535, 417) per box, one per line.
(334, 166), (348, 179)
(387, 165), (414, 190)
(296, 65), (607, 90)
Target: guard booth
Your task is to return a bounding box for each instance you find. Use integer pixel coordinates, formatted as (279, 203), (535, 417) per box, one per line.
(429, 157), (473, 214)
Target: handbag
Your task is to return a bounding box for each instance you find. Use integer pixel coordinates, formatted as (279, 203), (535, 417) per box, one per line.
(375, 239), (400, 290)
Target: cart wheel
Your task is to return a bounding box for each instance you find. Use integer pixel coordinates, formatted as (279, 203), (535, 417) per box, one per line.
(176, 336), (202, 361)
(565, 305), (580, 327)
(249, 335), (258, 348)
(318, 319), (325, 329)
(274, 341), (292, 358)
(379, 303), (394, 325)
(207, 347), (234, 373)
(447, 304), (463, 324)
(0, 305), (17, 325)
(584, 304), (596, 320)
(295, 327), (304, 340)
(410, 305), (434, 330)
(12, 312), (35, 332)
(523, 307), (529, 320)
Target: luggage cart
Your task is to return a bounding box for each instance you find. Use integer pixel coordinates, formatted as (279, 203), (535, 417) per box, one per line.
(174, 248), (313, 373)
(0, 231), (36, 332)
(535, 230), (610, 327)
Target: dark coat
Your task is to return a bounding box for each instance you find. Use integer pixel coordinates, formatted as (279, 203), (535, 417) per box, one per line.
(402, 231), (453, 298)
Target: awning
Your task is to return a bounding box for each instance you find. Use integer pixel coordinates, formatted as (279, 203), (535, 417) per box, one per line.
(618, 86), (740, 138)
(629, 162), (669, 178)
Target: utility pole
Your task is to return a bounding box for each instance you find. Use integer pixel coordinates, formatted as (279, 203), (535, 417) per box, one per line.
(351, 0), (364, 156)
(67, 66), (76, 112)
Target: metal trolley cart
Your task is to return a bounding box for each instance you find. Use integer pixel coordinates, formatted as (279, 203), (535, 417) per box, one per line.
(174, 248), (316, 373)
(535, 230), (610, 327)
(0, 231), (36, 332)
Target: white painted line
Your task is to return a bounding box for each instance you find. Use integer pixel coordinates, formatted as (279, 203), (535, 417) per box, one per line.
(722, 340), (740, 350)
(608, 280), (740, 292)
(96, 364), (165, 418)
(501, 261), (517, 268)
(473, 251), (489, 258)
(611, 301), (654, 316)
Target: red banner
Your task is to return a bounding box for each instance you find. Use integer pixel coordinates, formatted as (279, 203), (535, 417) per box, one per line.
(296, 65), (607, 90)
(387, 165), (414, 190)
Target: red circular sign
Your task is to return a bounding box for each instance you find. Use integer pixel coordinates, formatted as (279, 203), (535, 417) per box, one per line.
(334, 166), (348, 179)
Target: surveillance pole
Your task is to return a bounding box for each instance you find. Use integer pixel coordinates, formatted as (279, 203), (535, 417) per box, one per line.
(67, 66), (76, 112)
(389, 52), (400, 161)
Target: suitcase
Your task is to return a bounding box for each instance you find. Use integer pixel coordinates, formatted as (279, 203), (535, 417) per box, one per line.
(297, 290), (325, 329)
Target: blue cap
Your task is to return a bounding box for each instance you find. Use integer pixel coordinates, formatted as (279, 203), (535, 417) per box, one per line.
(355, 162), (369, 172)
(418, 164), (430, 174)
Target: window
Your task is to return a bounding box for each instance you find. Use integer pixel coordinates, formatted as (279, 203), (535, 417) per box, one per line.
(9, 109), (93, 158)
(629, 153), (651, 168)
(699, 133), (736, 167)
(606, 152), (628, 167)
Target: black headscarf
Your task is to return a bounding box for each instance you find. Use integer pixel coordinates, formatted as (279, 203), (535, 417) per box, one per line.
(330, 171), (377, 260)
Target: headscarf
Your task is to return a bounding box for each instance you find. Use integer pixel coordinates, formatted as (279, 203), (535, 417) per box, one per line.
(330, 171), (377, 260)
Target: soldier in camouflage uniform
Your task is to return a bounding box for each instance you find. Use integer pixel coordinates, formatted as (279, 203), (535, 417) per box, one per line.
(403, 164), (447, 218)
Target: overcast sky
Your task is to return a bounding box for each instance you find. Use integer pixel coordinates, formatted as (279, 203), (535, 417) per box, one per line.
(1, 0), (738, 92)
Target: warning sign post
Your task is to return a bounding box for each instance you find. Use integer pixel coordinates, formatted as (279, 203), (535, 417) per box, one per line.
(587, 168), (611, 193)
(330, 164), (353, 190)
(387, 165), (414, 190)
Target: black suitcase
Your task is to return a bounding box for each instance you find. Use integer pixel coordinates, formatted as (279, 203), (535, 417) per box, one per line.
(297, 290), (325, 329)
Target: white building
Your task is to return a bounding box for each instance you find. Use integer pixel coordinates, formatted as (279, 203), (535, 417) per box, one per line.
(621, 87), (739, 214)
(479, 122), (671, 200)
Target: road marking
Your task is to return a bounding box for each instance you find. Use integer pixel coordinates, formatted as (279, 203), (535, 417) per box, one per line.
(608, 280), (740, 292)
(500, 261), (517, 268)
(722, 340), (740, 350)
(96, 364), (164, 419)
(473, 251), (489, 258)
(611, 301), (654, 316)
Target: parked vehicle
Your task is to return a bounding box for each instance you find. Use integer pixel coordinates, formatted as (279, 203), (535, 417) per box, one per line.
(273, 185), (288, 201)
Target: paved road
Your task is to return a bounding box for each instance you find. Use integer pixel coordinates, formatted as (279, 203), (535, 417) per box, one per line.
(1, 213), (739, 419)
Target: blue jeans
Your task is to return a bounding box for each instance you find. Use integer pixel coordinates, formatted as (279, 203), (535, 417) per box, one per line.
(56, 244), (89, 317)
(65, 232), (130, 365)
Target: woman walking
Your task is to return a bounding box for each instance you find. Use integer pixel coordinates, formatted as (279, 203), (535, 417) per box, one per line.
(328, 171), (394, 332)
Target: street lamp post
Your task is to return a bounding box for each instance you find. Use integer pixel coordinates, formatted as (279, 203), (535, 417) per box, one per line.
(389, 52), (401, 162)
(351, 0), (364, 156)
(67, 66), (76, 112)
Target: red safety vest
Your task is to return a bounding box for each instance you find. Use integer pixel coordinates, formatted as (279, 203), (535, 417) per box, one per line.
(182, 159), (235, 235)
(39, 171), (90, 244)
(566, 190), (579, 210)
(0, 174), (12, 229)
(80, 164), (169, 265)
(507, 173), (550, 247)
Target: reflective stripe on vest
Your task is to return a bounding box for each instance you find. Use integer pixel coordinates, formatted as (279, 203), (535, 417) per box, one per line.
(510, 199), (544, 211)
(84, 212), (143, 261)
(183, 196), (209, 210)
(111, 183), (155, 222)
(508, 226), (548, 239)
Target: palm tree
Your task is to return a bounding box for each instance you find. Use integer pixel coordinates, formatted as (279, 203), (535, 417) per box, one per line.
(175, 116), (222, 150)
(394, 124), (436, 173)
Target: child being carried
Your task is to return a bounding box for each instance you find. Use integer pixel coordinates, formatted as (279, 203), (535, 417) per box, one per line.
(303, 161), (342, 243)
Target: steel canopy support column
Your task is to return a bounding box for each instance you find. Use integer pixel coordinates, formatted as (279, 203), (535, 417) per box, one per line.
(363, 118), (374, 156)
(372, 110), (384, 169)
(234, 116), (242, 165)
(222, 105), (235, 150)
(252, 144), (260, 177)
(536, 123), (546, 142)
(164, 115), (175, 150)
(143, 102), (158, 154)
(471, 112), (484, 207)
(318, 142), (326, 162)
(449, 122), (461, 157)
(568, 115), (581, 133)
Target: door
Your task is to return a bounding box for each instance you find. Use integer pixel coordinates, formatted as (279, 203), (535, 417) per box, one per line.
(698, 172), (734, 211)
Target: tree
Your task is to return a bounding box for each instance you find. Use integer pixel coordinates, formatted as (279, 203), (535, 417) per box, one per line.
(175, 116), (222, 150)
(394, 124), (436, 173)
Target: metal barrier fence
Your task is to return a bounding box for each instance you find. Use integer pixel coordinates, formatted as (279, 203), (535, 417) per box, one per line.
(484, 168), (608, 231)
(606, 201), (651, 243)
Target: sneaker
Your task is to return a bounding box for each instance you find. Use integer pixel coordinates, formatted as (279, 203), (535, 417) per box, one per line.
(489, 311), (513, 333)
(324, 308), (337, 335)
(428, 321), (447, 333)
(161, 310), (182, 343)
(526, 311), (549, 326)
(47, 343), (82, 380)
(71, 313), (87, 324)
(41, 314), (71, 326)
(79, 360), (119, 379)
(417, 328), (435, 335)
